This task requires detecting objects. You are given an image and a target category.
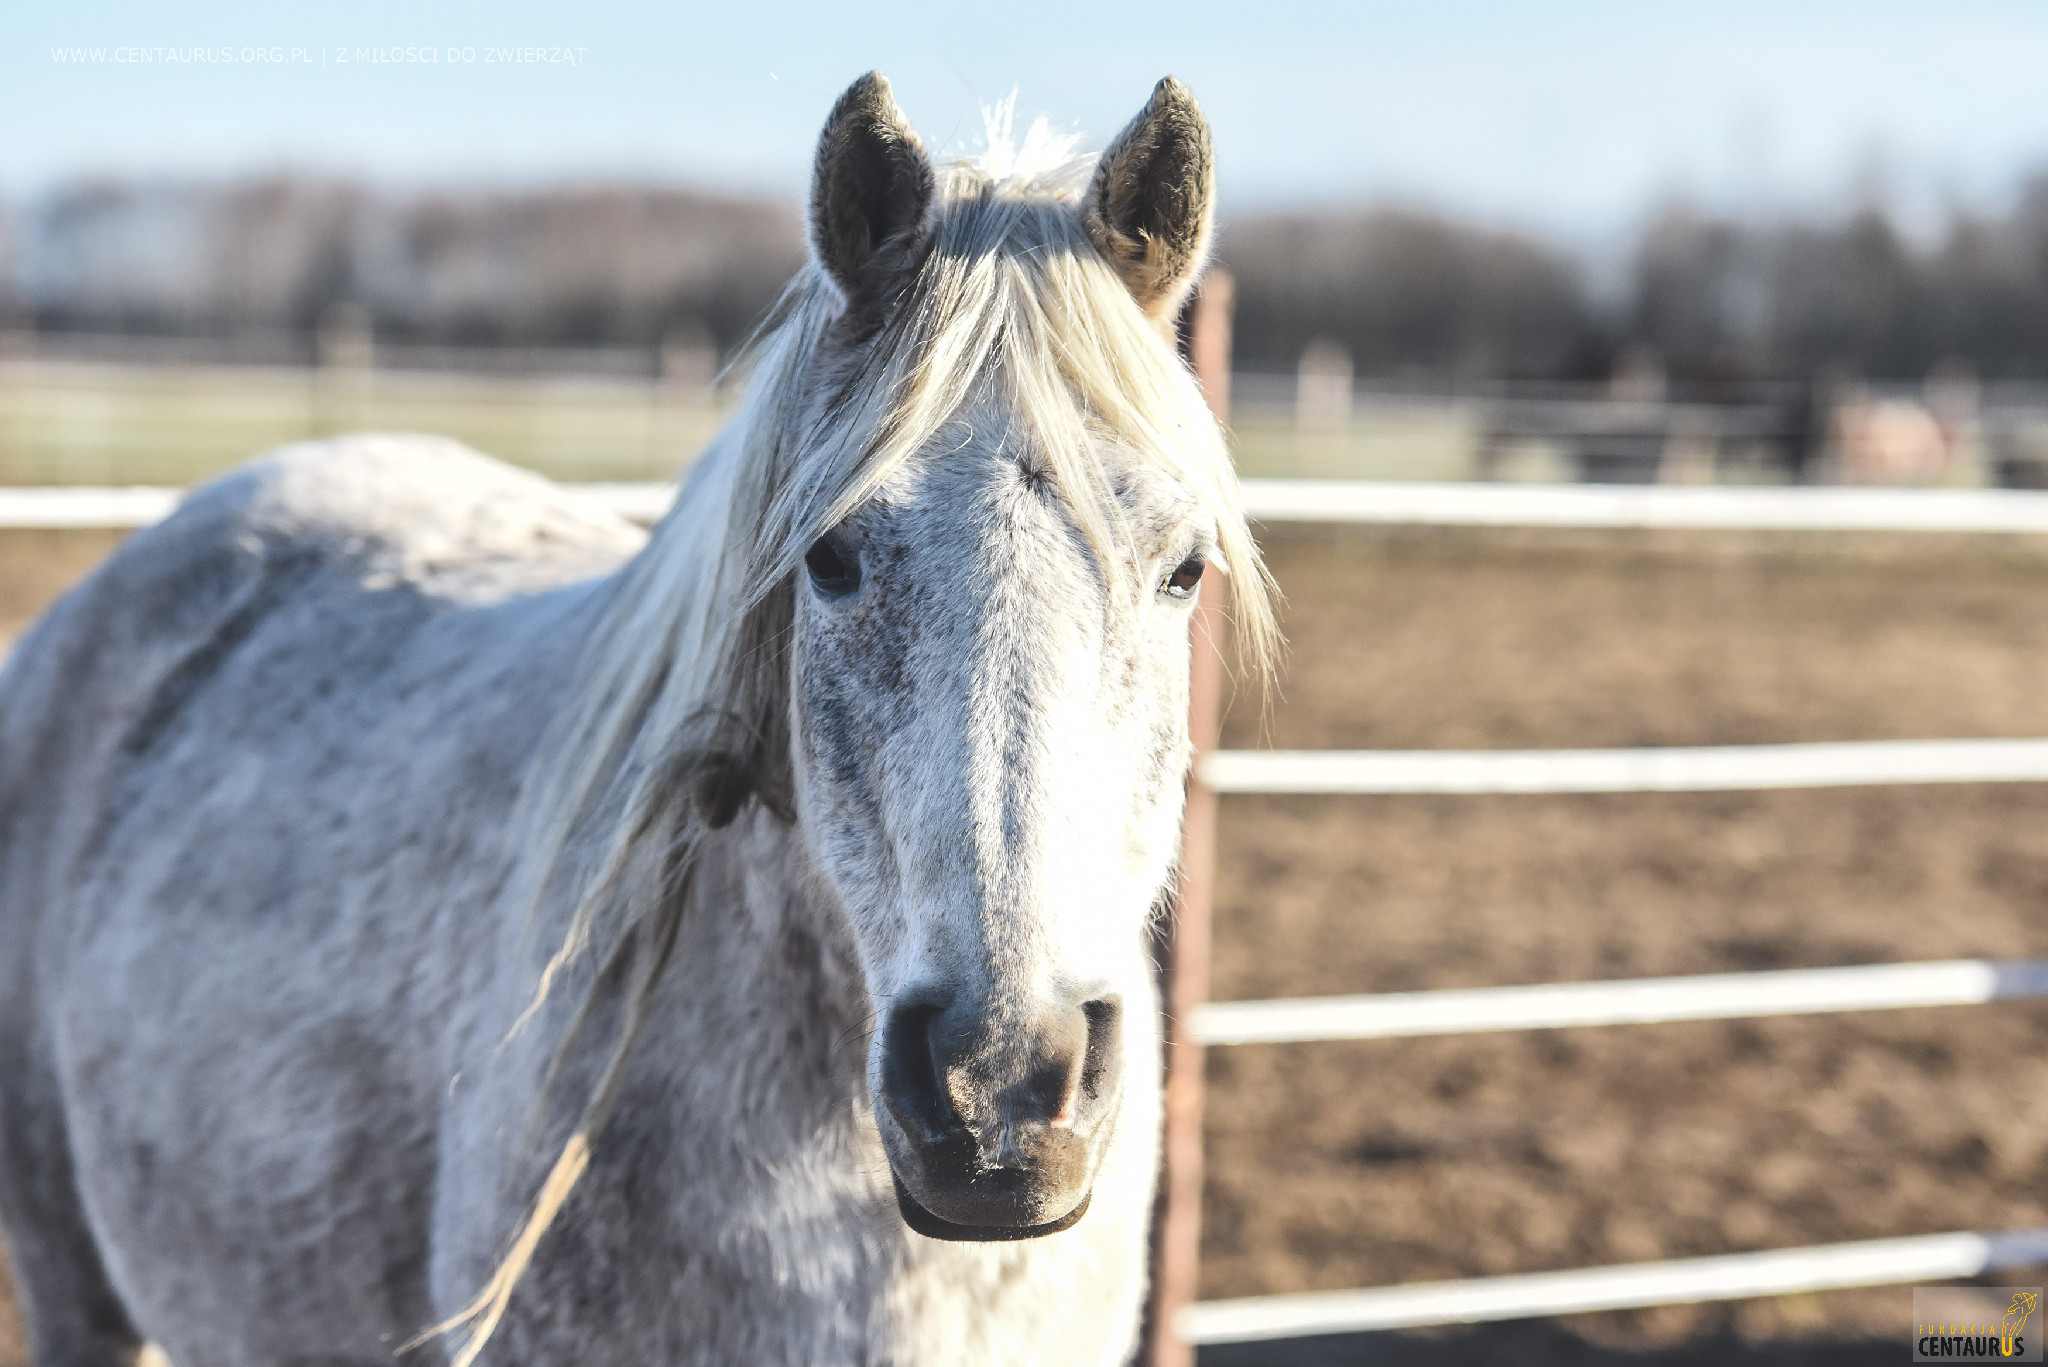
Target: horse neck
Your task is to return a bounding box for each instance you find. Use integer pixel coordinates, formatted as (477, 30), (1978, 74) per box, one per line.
(497, 428), (875, 1122)
(660, 805), (873, 1091)
(713, 804), (863, 988)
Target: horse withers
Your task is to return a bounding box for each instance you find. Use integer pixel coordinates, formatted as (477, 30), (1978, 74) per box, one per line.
(0, 73), (1274, 1365)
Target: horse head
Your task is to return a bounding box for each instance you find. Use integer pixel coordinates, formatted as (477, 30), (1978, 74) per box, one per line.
(781, 72), (1253, 1239)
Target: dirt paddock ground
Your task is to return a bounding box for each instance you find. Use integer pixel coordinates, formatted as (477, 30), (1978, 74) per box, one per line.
(10, 521), (2048, 1363)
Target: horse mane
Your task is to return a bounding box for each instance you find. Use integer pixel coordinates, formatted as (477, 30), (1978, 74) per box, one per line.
(427, 124), (1279, 1364)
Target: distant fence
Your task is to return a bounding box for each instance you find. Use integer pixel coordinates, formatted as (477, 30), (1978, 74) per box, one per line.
(0, 358), (728, 489)
(10, 477), (2048, 1345)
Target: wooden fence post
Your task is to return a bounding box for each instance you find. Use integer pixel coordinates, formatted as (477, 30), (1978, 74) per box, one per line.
(1143, 268), (1233, 1367)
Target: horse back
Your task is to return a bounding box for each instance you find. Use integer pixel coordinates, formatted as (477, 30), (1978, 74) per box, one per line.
(0, 432), (643, 1005)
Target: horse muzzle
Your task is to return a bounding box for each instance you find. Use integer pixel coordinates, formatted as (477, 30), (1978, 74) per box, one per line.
(876, 989), (1124, 1241)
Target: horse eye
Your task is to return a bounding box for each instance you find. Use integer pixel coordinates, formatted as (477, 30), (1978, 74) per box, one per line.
(804, 537), (861, 599)
(1163, 554), (1206, 599)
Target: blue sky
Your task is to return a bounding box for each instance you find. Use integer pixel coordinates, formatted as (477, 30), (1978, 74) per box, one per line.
(8, 0), (2048, 238)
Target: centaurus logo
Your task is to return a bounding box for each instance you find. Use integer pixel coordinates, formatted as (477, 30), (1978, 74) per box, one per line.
(1914, 1287), (2043, 1361)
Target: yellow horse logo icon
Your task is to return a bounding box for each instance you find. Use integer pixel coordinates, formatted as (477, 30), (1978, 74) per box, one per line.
(2004, 1291), (2038, 1356)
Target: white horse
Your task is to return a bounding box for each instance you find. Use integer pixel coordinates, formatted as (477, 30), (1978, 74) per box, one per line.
(0, 73), (1274, 1365)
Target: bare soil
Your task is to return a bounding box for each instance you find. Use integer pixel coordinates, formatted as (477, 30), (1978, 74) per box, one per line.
(0, 531), (125, 659)
(9, 524), (2048, 1363)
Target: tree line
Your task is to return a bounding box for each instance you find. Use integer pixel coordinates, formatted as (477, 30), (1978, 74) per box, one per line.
(2, 176), (806, 358)
(5, 171), (2047, 390)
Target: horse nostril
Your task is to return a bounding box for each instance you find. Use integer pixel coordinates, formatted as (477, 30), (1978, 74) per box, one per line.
(1077, 997), (1123, 1111)
(878, 998), (953, 1143)
(994, 998), (1124, 1135)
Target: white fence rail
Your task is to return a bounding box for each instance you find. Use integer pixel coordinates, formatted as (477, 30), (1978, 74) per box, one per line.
(18, 478), (2048, 535)
(1183, 1227), (2048, 1344)
(1200, 739), (2048, 795)
(0, 482), (672, 530)
(1193, 958), (2048, 1046)
(1235, 479), (2048, 532)
(0, 486), (181, 528)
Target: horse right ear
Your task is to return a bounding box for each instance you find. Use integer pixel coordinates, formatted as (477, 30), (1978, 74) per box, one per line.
(810, 72), (935, 312)
(1082, 77), (1215, 322)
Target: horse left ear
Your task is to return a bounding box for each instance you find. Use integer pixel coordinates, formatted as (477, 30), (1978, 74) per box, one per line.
(1083, 77), (1216, 322)
(811, 71), (936, 311)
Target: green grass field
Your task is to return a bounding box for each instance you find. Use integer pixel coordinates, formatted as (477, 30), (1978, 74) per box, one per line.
(0, 360), (736, 487)
(1227, 406), (1481, 481)
(0, 359), (1493, 489)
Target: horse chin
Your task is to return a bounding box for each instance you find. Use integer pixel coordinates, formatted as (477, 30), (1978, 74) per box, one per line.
(891, 1173), (1092, 1242)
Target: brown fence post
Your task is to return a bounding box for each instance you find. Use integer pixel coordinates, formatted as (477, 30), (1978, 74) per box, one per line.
(1143, 268), (1233, 1367)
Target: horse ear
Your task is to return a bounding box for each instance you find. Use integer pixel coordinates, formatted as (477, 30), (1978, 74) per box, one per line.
(1082, 77), (1216, 321)
(810, 72), (936, 309)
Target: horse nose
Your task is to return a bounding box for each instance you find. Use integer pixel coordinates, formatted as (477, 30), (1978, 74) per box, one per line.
(877, 990), (1123, 1235)
(883, 991), (1122, 1145)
